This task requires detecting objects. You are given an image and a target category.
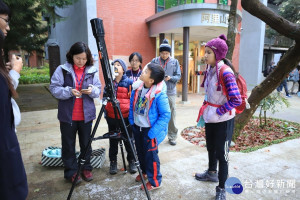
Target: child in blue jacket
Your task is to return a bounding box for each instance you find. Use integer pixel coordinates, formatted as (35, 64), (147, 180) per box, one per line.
(129, 63), (171, 191)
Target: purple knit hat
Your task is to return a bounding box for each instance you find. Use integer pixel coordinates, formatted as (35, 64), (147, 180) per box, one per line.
(202, 34), (228, 91)
(205, 34), (228, 62)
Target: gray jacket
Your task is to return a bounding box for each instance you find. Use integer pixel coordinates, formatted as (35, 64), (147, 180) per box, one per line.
(151, 56), (181, 96)
(50, 62), (101, 123)
(289, 68), (299, 82)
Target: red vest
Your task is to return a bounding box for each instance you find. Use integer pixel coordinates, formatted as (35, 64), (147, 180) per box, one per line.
(105, 86), (131, 119)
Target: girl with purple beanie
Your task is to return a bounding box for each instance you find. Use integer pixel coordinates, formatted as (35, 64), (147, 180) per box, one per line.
(195, 34), (242, 200)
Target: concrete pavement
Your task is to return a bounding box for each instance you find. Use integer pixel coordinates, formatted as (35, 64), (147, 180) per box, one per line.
(16, 88), (300, 200)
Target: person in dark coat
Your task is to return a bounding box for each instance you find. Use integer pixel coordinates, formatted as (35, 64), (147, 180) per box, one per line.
(0, 14), (28, 200)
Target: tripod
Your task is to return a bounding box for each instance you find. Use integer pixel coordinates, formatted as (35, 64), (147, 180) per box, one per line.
(67, 18), (151, 200)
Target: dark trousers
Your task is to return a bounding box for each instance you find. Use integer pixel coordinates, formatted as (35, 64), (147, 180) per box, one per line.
(133, 124), (162, 187)
(277, 79), (289, 96)
(106, 117), (134, 162)
(205, 118), (234, 189)
(60, 121), (93, 179)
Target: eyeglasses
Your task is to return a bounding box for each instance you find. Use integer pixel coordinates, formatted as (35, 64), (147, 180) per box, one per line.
(0, 17), (9, 25)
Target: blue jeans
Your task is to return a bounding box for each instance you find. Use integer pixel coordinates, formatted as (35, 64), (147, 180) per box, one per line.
(277, 79), (289, 96)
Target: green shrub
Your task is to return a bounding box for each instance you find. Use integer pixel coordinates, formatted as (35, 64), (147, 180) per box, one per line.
(19, 65), (50, 84)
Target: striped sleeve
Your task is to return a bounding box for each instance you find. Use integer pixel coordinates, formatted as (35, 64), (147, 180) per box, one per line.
(216, 70), (242, 116)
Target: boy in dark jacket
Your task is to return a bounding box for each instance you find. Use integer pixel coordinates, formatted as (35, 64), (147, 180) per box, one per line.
(105, 59), (137, 174)
(129, 63), (171, 191)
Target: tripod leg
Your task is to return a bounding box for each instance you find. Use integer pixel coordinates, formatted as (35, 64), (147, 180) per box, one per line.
(119, 140), (127, 173)
(67, 104), (106, 200)
(114, 103), (151, 200)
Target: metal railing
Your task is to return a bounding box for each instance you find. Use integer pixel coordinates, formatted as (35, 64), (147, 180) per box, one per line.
(264, 36), (294, 48)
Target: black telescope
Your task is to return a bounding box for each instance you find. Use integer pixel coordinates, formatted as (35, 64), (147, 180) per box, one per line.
(67, 18), (151, 200)
(90, 18), (114, 91)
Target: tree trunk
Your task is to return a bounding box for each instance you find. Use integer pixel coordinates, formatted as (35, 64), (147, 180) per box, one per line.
(259, 107), (262, 127)
(264, 110), (266, 126)
(235, 42), (300, 134)
(226, 0), (238, 61)
(232, 0), (300, 137)
(241, 0), (300, 41)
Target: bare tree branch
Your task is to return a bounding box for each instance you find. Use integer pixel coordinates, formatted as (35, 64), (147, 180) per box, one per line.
(241, 0), (300, 41)
(233, 0), (300, 136)
(235, 41), (300, 135)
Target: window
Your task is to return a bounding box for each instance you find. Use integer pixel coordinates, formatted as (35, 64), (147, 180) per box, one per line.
(157, 0), (205, 13)
(157, 0), (165, 12)
(218, 0), (228, 5)
(165, 0), (179, 9)
(179, 0), (185, 5)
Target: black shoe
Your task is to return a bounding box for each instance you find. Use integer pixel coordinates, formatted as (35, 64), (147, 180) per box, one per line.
(128, 160), (137, 174)
(195, 170), (219, 182)
(215, 186), (226, 200)
(169, 139), (176, 146)
(109, 161), (118, 175)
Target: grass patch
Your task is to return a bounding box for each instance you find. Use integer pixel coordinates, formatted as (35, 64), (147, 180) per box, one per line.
(19, 64), (50, 84)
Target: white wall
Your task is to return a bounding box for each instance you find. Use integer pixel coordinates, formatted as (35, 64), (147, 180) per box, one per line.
(239, 0), (267, 90)
(46, 0), (98, 65)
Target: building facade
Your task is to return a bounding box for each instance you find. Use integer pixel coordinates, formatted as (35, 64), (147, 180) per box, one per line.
(46, 0), (266, 97)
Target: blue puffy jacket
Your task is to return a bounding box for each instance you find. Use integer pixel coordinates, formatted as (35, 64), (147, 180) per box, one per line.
(129, 80), (171, 144)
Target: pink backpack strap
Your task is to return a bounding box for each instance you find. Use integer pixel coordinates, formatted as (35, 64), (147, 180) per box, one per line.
(219, 65), (230, 97)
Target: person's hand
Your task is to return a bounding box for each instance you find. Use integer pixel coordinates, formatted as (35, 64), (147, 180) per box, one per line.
(71, 89), (82, 97)
(164, 76), (171, 81)
(81, 87), (92, 95)
(7, 54), (23, 74)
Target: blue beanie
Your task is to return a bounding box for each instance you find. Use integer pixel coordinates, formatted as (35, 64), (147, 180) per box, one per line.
(159, 39), (171, 52)
(113, 59), (127, 72)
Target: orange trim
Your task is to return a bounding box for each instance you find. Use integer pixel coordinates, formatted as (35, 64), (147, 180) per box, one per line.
(153, 162), (159, 187)
(148, 138), (158, 151)
(128, 85), (132, 98)
(98, 51), (102, 59)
